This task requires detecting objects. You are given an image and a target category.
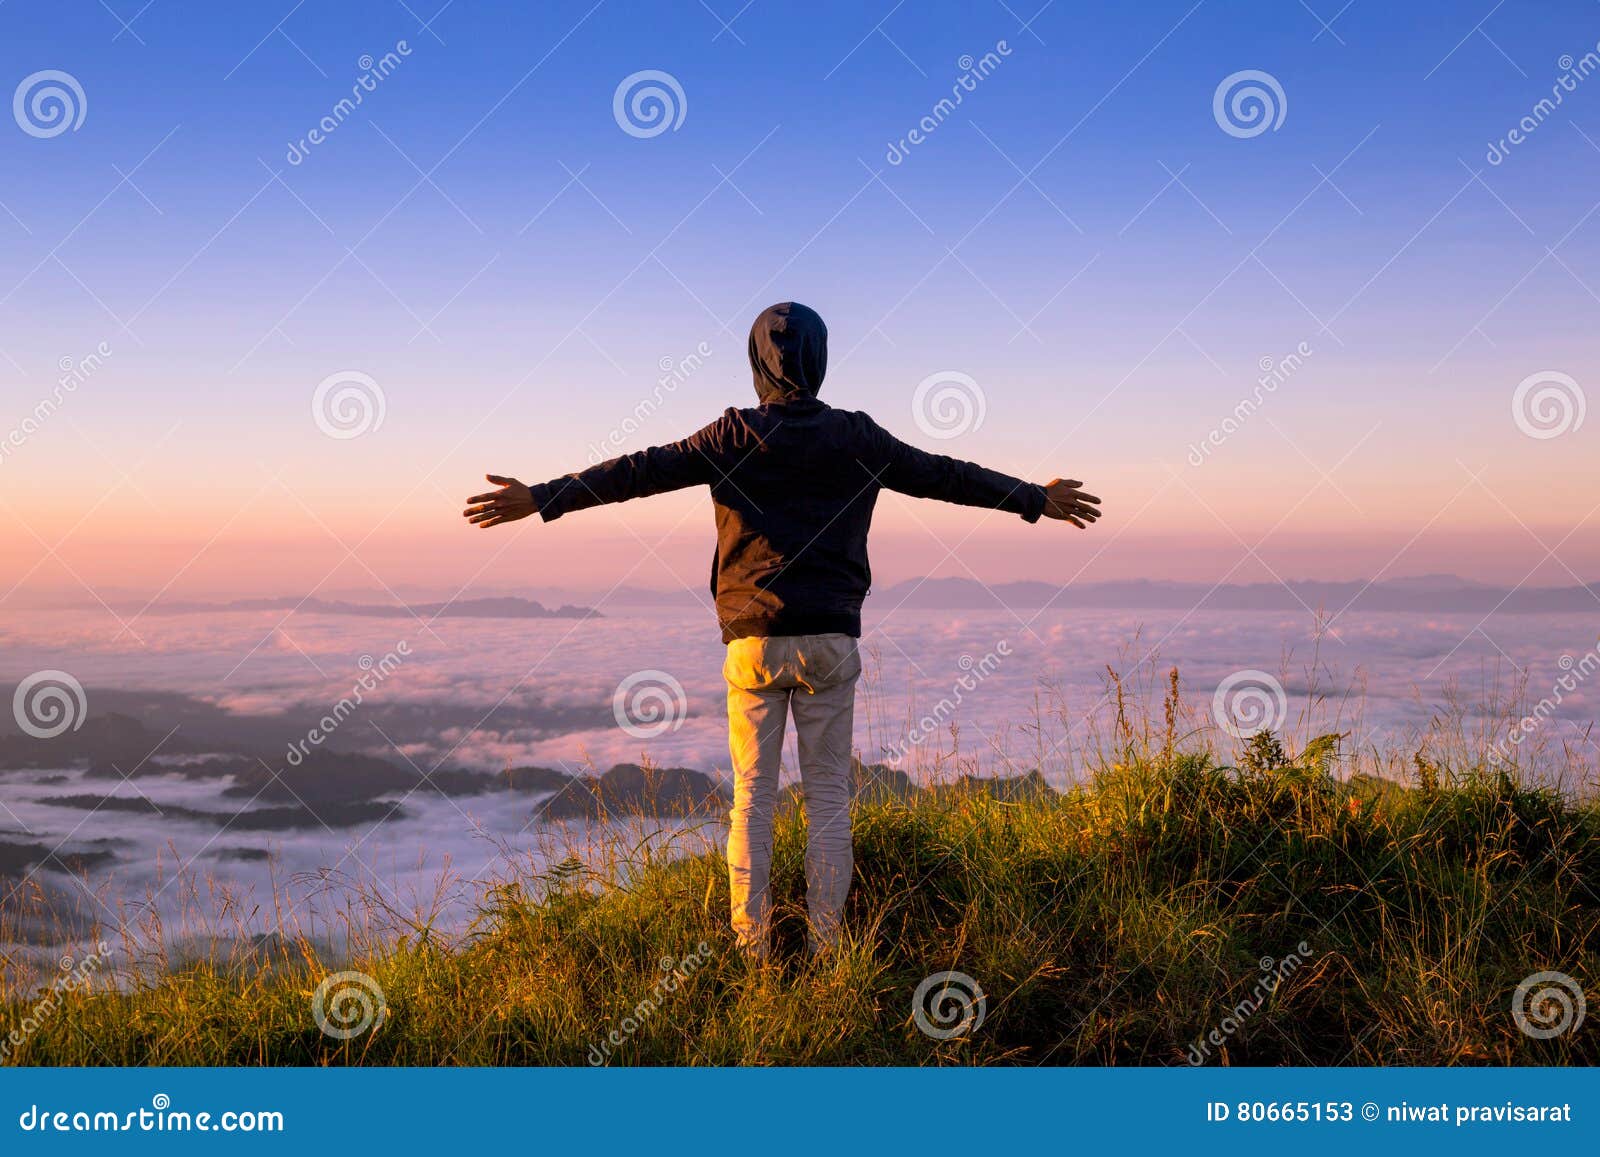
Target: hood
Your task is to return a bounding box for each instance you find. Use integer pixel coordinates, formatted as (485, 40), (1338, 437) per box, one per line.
(748, 302), (827, 403)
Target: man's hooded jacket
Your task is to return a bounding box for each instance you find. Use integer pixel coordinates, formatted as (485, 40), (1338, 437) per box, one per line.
(528, 302), (1046, 642)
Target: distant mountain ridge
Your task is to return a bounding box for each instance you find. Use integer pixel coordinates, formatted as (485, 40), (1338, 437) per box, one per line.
(42, 576), (1598, 617)
(536, 573), (1596, 614)
(143, 596), (598, 620)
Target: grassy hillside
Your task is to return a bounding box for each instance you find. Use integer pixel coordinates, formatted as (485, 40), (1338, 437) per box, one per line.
(5, 729), (1597, 1066)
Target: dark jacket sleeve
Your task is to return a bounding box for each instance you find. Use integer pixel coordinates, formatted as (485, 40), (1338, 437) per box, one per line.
(529, 418), (723, 522)
(872, 420), (1047, 522)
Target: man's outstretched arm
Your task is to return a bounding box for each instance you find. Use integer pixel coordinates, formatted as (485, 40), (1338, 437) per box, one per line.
(876, 425), (1102, 529)
(463, 427), (720, 529)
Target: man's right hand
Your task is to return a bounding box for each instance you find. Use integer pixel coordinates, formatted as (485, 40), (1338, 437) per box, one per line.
(1040, 478), (1102, 528)
(463, 474), (536, 528)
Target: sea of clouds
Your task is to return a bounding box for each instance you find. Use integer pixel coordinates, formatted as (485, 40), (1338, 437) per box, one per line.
(1, 604), (1594, 963)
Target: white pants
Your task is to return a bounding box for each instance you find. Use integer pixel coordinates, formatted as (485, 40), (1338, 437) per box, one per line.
(723, 632), (860, 956)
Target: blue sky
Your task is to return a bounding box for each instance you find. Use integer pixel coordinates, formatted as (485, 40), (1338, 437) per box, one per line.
(3, 0), (1598, 598)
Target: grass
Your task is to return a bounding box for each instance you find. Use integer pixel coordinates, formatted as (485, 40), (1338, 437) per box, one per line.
(5, 704), (1598, 1066)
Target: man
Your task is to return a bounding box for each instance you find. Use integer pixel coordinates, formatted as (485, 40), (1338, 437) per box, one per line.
(463, 302), (1101, 957)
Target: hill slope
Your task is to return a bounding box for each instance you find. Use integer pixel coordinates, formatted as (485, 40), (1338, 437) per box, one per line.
(7, 737), (1597, 1066)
